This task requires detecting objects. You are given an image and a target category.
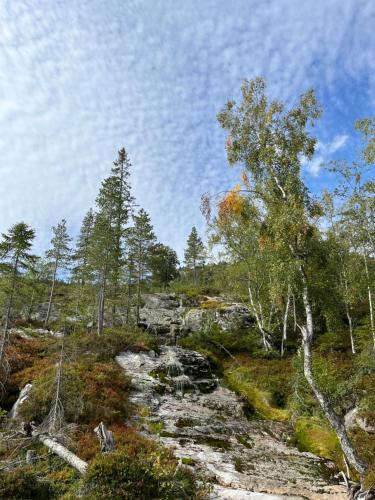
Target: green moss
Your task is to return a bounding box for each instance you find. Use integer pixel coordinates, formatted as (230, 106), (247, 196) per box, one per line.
(199, 300), (224, 310)
(181, 457), (196, 466)
(148, 420), (165, 434)
(234, 457), (246, 472)
(196, 436), (230, 450)
(293, 417), (342, 463)
(175, 418), (196, 428)
(160, 431), (178, 438)
(235, 434), (254, 449)
(226, 368), (289, 421)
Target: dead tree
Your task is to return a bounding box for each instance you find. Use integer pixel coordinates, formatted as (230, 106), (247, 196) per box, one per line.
(94, 422), (115, 453)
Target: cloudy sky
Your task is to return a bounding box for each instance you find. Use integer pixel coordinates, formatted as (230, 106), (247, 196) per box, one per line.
(0, 0), (374, 258)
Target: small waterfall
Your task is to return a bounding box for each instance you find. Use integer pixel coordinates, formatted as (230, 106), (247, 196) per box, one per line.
(164, 347), (198, 398)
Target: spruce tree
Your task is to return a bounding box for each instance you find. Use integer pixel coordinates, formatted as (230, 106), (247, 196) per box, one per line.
(89, 148), (133, 334)
(0, 222), (35, 386)
(184, 227), (205, 284)
(72, 209), (94, 286)
(149, 243), (179, 290)
(44, 219), (71, 327)
(127, 209), (156, 323)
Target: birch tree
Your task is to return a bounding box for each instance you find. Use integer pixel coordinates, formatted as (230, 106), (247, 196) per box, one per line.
(217, 77), (367, 476)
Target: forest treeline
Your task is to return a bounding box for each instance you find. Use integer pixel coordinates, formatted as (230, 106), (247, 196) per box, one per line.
(0, 77), (374, 493)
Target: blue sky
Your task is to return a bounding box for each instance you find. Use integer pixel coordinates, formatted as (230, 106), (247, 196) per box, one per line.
(0, 0), (374, 259)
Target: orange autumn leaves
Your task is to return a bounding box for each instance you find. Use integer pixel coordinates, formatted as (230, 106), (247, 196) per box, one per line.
(218, 184), (244, 223)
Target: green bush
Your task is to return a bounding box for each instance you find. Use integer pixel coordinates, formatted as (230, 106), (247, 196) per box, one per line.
(79, 449), (208, 499)
(19, 359), (131, 425)
(0, 468), (54, 499)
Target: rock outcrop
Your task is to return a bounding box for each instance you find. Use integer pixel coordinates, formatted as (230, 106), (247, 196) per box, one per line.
(116, 347), (346, 499)
(138, 293), (254, 339)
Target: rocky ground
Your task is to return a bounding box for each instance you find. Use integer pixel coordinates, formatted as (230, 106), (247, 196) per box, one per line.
(116, 347), (347, 500)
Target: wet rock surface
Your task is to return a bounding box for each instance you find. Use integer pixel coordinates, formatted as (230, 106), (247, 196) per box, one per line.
(116, 347), (346, 499)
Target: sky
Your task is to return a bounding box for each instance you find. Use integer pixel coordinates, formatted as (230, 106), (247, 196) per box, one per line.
(0, 0), (374, 259)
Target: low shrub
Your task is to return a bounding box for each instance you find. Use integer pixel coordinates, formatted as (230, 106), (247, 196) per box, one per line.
(0, 468), (54, 499)
(78, 447), (209, 499)
(19, 359), (131, 425)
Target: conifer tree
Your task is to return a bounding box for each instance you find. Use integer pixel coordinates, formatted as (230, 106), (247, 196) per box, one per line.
(44, 219), (71, 327)
(72, 209), (94, 286)
(149, 243), (179, 290)
(184, 227), (205, 284)
(0, 222), (35, 386)
(127, 209), (156, 323)
(89, 148), (133, 334)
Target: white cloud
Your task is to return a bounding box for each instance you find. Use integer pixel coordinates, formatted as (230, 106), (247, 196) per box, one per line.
(303, 134), (349, 177)
(0, 1), (373, 257)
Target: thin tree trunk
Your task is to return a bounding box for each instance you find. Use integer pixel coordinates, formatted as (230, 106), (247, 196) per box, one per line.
(0, 254), (19, 375)
(136, 266), (141, 324)
(344, 303), (356, 355)
(97, 277), (106, 336)
(247, 274), (271, 350)
(299, 265), (367, 476)
(363, 254), (375, 350)
(281, 291), (291, 357)
(292, 294), (297, 332)
(27, 289), (35, 323)
(340, 264), (356, 354)
(125, 280), (132, 325)
(45, 257), (58, 327)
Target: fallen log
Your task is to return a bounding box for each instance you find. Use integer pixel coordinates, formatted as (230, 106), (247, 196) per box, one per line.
(37, 434), (88, 474)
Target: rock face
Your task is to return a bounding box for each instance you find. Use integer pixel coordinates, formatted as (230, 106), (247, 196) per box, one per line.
(138, 294), (184, 336)
(116, 347), (346, 500)
(22, 302), (60, 323)
(138, 293), (254, 339)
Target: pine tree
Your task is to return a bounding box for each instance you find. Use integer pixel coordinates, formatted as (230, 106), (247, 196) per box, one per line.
(184, 227), (205, 284)
(0, 222), (35, 387)
(44, 219), (71, 327)
(127, 209), (156, 323)
(149, 243), (179, 290)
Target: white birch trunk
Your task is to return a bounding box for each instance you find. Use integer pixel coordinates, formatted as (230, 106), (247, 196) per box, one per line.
(299, 268), (367, 476)
(247, 275), (271, 350)
(363, 254), (375, 350)
(281, 292), (291, 357)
